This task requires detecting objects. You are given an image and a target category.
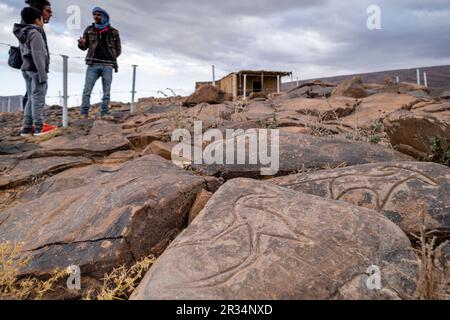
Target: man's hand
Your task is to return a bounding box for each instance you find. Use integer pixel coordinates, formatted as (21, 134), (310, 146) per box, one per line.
(78, 37), (86, 47)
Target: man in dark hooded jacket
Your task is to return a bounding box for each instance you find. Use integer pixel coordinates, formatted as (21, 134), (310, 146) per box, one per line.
(78, 7), (121, 118)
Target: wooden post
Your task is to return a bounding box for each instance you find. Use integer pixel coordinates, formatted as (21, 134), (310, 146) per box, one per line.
(232, 73), (237, 101)
(243, 74), (247, 100)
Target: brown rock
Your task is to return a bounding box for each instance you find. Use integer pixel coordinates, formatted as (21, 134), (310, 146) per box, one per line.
(332, 77), (369, 99)
(188, 189), (213, 225)
(191, 131), (412, 180)
(284, 80), (336, 99)
(277, 97), (358, 121)
(384, 110), (450, 159)
(183, 85), (227, 107)
(341, 93), (419, 129)
(272, 162), (450, 239)
(131, 178), (419, 300)
(142, 141), (176, 161)
(0, 156), (91, 190)
(39, 121), (131, 157)
(0, 155), (218, 283)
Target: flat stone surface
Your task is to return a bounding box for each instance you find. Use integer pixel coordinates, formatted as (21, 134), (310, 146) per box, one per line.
(39, 121), (131, 157)
(0, 155), (91, 189)
(272, 162), (450, 239)
(132, 179), (419, 300)
(192, 131), (412, 180)
(341, 93), (419, 129)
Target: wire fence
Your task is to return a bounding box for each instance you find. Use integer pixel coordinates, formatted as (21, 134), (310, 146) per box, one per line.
(0, 41), (237, 124)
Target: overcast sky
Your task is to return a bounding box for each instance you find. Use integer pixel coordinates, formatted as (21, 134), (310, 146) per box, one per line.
(0, 0), (449, 106)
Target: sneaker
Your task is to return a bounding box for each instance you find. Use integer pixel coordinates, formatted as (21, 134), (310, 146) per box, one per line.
(34, 124), (59, 137)
(20, 127), (33, 137)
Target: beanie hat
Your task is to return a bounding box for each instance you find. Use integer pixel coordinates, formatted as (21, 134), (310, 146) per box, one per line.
(21, 7), (42, 24)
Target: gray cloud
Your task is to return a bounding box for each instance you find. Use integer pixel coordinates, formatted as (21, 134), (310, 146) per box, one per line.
(2, 0), (450, 79)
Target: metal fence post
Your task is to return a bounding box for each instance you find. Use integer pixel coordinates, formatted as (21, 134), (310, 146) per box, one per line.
(131, 65), (138, 114)
(423, 72), (428, 87)
(62, 55), (69, 128)
(7, 97), (11, 113)
(212, 65), (216, 87)
(416, 68), (421, 86)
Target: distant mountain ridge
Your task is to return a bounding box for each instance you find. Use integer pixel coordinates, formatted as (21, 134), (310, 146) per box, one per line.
(283, 65), (450, 95)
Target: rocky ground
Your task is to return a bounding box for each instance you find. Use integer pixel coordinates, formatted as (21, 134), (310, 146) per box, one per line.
(0, 77), (449, 300)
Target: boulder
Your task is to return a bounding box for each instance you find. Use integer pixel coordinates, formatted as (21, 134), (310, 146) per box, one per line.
(384, 110), (450, 159)
(131, 179), (419, 300)
(332, 77), (369, 99)
(0, 138), (39, 155)
(143, 141), (176, 161)
(39, 121), (131, 157)
(272, 162), (450, 240)
(440, 91), (450, 100)
(276, 97), (358, 121)
(341, 93), (419, 129)
(188, 189), (213, 225)
(412, 102), (450, 124)
(0, 155), (219, 282)
(191, 131), (412, 180)
(183, 85), (228, 107)
(284, 81), (335, 99)
(0, 155), (91, 190)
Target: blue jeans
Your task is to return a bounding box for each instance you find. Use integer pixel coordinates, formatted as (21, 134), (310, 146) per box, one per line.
(22, 71), (48, 129)
(80, 64), (113, 115)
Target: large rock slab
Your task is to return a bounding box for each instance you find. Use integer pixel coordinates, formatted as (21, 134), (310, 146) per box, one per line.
(39, 121), (131, 157)
(272, 162), (450, 239)
(341, 93), (419, 129)
(131, 179), (419, 300)
(0, 155), (91, 189)
(384, 110), (450, 159)
(283, 81), (335, 99)
(276, 97), (358, 121)
(0, 155), (218, 280)
(191, 131), (412, 180)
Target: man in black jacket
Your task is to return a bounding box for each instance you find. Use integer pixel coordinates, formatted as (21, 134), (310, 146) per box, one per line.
(78, 7), (121, 118)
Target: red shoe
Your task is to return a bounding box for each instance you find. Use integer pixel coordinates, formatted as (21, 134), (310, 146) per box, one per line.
(34, 124), (59, 137)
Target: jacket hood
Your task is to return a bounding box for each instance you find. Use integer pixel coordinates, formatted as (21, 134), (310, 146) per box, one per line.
(13, 23), (38, 44)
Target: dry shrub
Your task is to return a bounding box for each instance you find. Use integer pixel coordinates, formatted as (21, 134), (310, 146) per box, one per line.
(0, 242), (68, 300)
(1, 241), (155, 300)
(85, 256), (155, 300)
(412, 206), (450, 300)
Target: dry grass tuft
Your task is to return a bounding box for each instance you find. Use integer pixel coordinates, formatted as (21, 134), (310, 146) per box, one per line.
(85, 256), (155, 300)
(412, 206), (450, 300)
(0, 241), (69, 300)
(1, 241), (155, 300)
